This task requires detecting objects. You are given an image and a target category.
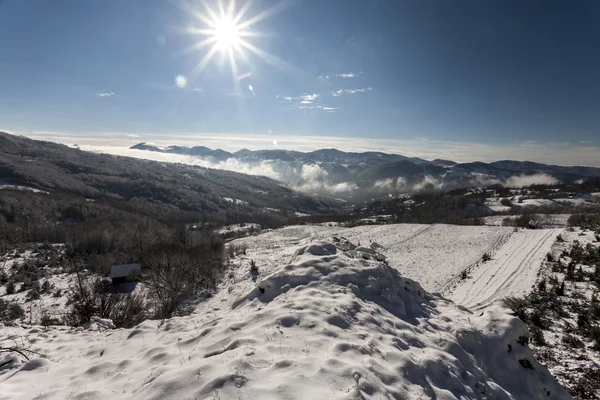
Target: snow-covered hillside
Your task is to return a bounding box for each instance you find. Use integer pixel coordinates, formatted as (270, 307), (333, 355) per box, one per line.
(1, 240), (570, 399)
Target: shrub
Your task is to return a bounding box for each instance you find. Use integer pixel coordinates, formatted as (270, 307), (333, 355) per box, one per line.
(557, 234), (565, 242)
(536, 278), (546, 292)
(227, 242), (247, 258)
(500, 198), (512, 207)
(142, 238), (225, 318)
(529, 309), (548, 329)
(41, 280), (52, 293)
(529, 325), (546, 346)
(250, 260), (258, 280)
(590, 326), (600, 350)
(561, 334), (584, 349)
(40, 313), (61, 326)
(460, 269), (468, 280)
(577, 313), (590, 334)
(482, 253), (491, 263)
(546, 252), (554, 262)
(566, 261), (576, 281)
(501, 296), (529, 322)
(0, 299), (25, 322)
(25, 281), (42, 302)
(64, 277), (147, 329)
(571, 367), (600, 398)
(576, 266), (585, 282)
(5, 281), (15, 295)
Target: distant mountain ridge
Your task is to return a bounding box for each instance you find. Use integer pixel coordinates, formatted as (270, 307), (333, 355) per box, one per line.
(129, 142), (600, 199)
(130, 142), (426, 164)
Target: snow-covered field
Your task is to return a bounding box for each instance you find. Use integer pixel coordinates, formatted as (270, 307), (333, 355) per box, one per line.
(1, 240), (570, 399)
(449, 229), (562, 309)
(232, 224), (513, 293)
(1, 223), (581, 399)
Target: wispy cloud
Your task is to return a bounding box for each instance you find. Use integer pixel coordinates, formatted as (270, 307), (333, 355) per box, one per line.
(279, 93), (338, 112)
(319, 72), (361, 79)
(126, 134), (140, 138)
(96, 92), (115, 97)
(332, 87), (372, 97)
(319, 106), (338, 112)
(299, 93), (319, 104)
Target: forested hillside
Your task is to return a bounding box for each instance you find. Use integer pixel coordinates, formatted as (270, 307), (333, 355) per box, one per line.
(0, 132), (334, 221)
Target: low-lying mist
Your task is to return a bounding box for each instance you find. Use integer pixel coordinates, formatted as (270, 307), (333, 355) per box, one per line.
(81, 145), (561, 201)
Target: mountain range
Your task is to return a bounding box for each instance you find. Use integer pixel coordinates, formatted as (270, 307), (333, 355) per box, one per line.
(130, 142), (600, 199)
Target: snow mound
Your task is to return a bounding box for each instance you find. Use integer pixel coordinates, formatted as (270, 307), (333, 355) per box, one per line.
(81, 316), (116, 331)
(233, 242), (429, 322)
(0, 241), (570, 399)
(228, 241), (567, 399)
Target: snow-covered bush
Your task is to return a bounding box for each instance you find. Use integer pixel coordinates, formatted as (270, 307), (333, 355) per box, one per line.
(142, 240), (225, 318)
(64, 277), (147, 328)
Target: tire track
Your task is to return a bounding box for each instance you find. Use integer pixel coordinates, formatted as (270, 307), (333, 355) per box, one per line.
(457, 233), (532, 303)
(449, 229), (562, 310)
(437, 231), (512, 295)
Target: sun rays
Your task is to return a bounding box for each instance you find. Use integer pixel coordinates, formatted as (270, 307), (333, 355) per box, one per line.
(175, 0), (295, 86)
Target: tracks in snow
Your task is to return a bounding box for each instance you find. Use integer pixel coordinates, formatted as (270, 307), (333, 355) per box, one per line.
(449, 228), (562, 310)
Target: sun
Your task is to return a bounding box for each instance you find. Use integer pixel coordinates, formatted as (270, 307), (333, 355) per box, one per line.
(176, 0), (295, 81)
(212, 16), (241, 51)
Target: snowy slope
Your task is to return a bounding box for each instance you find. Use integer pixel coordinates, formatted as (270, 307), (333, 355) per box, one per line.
(449, 229), (563, 310)
(0, 241), (570, 399)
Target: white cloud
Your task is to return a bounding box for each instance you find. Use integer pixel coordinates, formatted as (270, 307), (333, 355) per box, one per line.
(300, 163), (327, 181)
(332, 88), (372, 96)
(336, 73), (357, 78)
(281, 93), (339, 112)
(319, 107), (339, 112)
(126, 134), (140, 138)
(504, 174), (558, 188)
(96, 92), (115, 97)
(373, 177), (407, 191)
(299, 93), (319, 103)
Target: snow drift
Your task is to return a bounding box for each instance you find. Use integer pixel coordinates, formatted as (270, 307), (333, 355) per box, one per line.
(0, 241), (569, 399)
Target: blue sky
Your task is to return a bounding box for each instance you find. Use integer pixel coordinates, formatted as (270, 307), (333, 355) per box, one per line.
(1, 0), (599, 164)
